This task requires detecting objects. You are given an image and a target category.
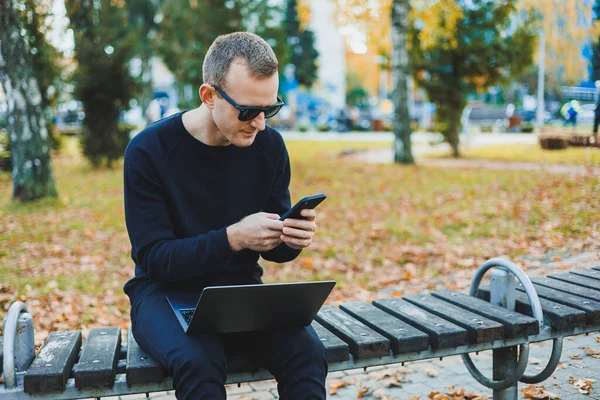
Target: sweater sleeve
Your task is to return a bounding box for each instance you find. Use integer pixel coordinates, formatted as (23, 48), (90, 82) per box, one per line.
(260, 141), (302, 263)
(123, 140), (234, 282)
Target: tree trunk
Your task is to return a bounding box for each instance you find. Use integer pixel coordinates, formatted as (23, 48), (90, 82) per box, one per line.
(0, 0), (57, 202)
(447, 107), (461, 157)
(391, 0), (414, 164)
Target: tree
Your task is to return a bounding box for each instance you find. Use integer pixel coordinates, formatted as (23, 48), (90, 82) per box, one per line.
(126, 0), (159, 113)
(285, 0), (319, 88)
(519, 0), (593, 86)
(391, 0), (413, 164)
(592, 0), (600, 82)
(66, 0), (139, 167)
(156, 0), (288, 109)
(18, 0), (62, 150)
(410, 0), (538, 157)
(0, 0), (58, 202)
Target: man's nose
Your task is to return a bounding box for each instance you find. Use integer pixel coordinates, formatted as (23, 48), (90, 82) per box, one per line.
(250, 112), (266, 131)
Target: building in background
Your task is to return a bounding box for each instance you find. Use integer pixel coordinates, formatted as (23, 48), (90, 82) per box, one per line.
(307, 0), (346, 112)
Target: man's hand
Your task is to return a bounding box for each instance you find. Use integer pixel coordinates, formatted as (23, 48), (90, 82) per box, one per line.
(227, 212), (283, 252)
(280, 209), (317, 250)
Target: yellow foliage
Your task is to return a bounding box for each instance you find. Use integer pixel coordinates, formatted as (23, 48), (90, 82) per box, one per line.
(298, 0), (312, 30)
(519, 0), (594, 85)
(412, 0), (463, 51)
(337, 0), (393, 96)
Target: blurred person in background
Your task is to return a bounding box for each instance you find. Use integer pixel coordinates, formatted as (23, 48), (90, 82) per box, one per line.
(561, 99), (580, 127)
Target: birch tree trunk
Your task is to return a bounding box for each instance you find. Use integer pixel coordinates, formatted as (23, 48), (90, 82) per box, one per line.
(391, 0), (414, 164)
(0, 0), (57, 201)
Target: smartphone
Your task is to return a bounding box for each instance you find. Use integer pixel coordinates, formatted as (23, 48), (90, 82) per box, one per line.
(279, 193), (327, 220)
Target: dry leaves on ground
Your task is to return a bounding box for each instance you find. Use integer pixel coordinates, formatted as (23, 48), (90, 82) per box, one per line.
(579, 345), (600, 358)
(427, 386), (487, 400)
(568, 377), (596, 394)
(568, 353), (582, 360)
(328, 380), (350, 395)
(372, 387), (395, 399)
(356, 380), (371, 398)
(521, 384), (560, 399)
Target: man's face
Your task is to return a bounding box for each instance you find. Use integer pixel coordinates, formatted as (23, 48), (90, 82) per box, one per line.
(211, 61), (279, 147)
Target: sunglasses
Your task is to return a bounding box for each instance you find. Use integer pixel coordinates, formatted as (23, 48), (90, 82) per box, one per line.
(213, 86), (284, 122)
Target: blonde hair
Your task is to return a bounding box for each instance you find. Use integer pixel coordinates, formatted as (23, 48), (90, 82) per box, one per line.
(203, 32), (278, 90)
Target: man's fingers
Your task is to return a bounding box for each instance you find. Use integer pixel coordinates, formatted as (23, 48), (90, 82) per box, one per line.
(263, 213), (281, 220)
(282, 219), (316, 232)
(300, 209), (317, 220)
(282, 226), (314, 239)
(281, 234), (311, 249)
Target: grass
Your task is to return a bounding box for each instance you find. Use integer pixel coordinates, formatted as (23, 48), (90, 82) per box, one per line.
(425, 143), (600, 165)
(1, 136), (599, 337)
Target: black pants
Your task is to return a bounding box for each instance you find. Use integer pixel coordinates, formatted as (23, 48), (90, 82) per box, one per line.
(131, 288), (328, 400)
(594, 113), (600, 134)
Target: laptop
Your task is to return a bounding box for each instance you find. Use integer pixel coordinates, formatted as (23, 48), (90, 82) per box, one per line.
(165, 281), (336, 335)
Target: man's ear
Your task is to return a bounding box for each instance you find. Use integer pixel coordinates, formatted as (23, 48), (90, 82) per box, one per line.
(199, 84), (215, 109)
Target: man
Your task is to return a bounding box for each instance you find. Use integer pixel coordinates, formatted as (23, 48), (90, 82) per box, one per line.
(123, 32), (327, 399)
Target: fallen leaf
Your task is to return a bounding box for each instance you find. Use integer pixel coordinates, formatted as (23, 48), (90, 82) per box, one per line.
(328, 380), (348, 395)
(569, 377), (596, 394)
(569, 353), (582, 360)
(356, 380), (371, 398)
(529, 357), (542, 365)
(372, 387), (394, 399)
(427, 369), (439, 377)
(520, 384), (560, 399)
(408, 397), (421, 400)
(579, 345), (600, 358)
(396, 366), (415, 374)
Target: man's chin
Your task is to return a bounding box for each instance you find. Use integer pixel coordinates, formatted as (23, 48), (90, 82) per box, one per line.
(233, 132), (257, 147)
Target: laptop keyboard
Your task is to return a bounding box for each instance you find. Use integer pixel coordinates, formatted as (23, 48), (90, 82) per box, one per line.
(179, 308), (195, 324)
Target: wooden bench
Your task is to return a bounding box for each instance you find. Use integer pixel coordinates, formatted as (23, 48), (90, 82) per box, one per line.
(2, 258), (600, 399)
(538, 127), (598, 149)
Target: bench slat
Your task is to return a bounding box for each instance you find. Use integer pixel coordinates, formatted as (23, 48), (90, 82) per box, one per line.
(373, 298), (468, 349)
(432, 290), (539, 338)
(126, 329), (165, 385)
(311, 321), (350, 362)
(570, 269), (600, 281)
(339, 301), (429, 354)
(403, 294), (504, 344)
(74, 327), (121, 389)
(532, 277), (600, 301)
(592, 266), (600, 272)
(315, 305), (390, 359)
(23, 331), (82, 394)
(549, 272), (600, 291)
(477, 285), (587, 330)
(518, 284), (600, 324)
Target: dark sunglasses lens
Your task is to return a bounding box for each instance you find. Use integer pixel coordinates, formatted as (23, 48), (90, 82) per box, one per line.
(238, 109), (261, 121)
(264, 105), (283, 119)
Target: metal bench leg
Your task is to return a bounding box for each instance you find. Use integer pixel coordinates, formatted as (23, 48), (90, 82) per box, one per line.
(491, 268), (517, 400)
(2, 301), (35, 388)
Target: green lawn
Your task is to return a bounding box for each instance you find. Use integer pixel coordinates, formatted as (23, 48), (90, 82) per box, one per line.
(1, 137), (599, 339)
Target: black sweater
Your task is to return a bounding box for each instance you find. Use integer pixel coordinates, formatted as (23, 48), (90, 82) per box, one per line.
(123, 112), (301, 303)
